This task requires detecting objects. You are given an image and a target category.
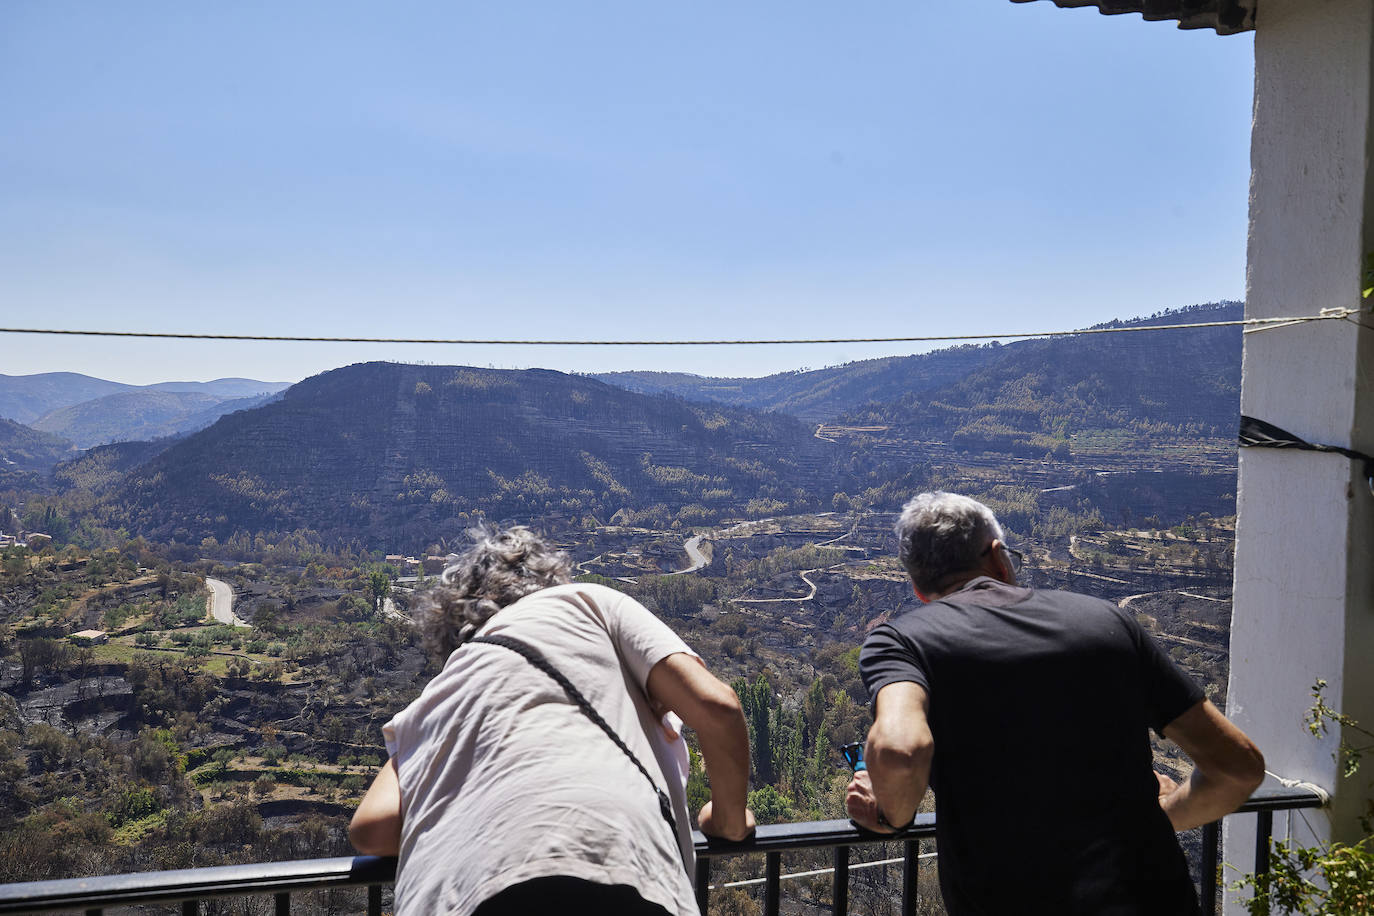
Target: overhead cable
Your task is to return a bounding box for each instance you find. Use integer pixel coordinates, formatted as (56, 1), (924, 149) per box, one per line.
(0, 308), (1358, 347)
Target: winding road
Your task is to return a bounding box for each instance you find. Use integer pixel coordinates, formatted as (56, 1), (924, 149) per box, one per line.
(733, 567), (825, 604)
(664, 535), (710, 575)
(205, 577), (250, 628)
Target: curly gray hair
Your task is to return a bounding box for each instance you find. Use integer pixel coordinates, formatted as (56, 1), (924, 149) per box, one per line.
(894, 492), (1004, 596)
(415, 524), (573, 660)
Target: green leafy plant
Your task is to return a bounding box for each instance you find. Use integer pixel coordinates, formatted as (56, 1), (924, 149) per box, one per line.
(1234, 680), (1374, 915)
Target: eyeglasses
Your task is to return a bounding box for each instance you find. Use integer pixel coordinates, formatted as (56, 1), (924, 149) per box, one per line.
(981, 541), (1024, 574)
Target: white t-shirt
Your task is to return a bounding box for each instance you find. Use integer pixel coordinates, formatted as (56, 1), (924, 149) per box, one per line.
(383, 582), (700, 916)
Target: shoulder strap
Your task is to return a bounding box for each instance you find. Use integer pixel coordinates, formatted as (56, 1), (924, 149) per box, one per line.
(469, 633), (678, 834)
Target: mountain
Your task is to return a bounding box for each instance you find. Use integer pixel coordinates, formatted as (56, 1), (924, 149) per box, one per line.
(840, 302), (1243, 455)
(0, 418), (79, 488)
(60, 302), (1244, 546)
(0, 372), (289, 429)
(53, 438), (181, 494)
(0, 373), (130, 424)
(104, 362), (838, 546)
(32, 390), (280, 449)
(145, 378), (292, 398)
(595, 344), (1002, 422)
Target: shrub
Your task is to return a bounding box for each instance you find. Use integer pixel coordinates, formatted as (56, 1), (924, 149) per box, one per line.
(1233, 680), (1373, 915)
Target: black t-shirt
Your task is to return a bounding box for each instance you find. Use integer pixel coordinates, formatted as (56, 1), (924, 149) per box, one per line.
(861, 577), (1206, 916)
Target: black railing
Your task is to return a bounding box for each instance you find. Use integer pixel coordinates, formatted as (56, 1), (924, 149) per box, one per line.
(0, 787), (1323, 916)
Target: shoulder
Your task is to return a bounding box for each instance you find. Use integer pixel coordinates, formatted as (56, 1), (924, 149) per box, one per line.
(1026, 587), (1130, 623)
(540, 580), (633, 606)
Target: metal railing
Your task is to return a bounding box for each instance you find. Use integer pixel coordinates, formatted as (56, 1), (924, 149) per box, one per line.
(0, 787), (1324, 916)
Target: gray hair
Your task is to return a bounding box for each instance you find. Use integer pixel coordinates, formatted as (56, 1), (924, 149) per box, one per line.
(415, 524), (573, 660)
(894, 492), (1004, 596)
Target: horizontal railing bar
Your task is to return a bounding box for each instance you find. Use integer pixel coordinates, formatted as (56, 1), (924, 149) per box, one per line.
(0, 787), (1323, 914)
(1236, 789), (1326, 813)
(693, 813), (937, 857)
(0, 857), (395, 914)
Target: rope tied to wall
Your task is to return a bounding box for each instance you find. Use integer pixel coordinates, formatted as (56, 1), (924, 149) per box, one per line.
(1264, 769), (1331, 806)
(1238, 416), (1374, 496)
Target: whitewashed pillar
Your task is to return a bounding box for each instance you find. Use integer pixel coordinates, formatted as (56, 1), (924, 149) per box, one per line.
(1226, 0), (1374, 911)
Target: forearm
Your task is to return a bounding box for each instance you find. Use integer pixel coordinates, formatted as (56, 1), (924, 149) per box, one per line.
(350, 757), (402, 856)
(863, 682), (934, 828)
(1160, 700), (1265, 831)
(645, 654), (752, 831)
(866, 735), (931, 826)
(696, 707), (751, 823)
(1161, 768), (1259, 831)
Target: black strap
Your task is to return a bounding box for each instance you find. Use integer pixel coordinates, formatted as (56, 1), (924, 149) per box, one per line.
(468, 633), (678, 835)
(1239, 416), (1374, 491)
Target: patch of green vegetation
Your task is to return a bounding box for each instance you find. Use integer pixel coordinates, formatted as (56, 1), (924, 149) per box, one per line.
(111, 808), (169, 845)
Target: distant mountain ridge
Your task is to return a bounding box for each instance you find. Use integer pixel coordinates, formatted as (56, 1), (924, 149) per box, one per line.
(593, 302), (1241, 424)
(103, 362), (837, 546)
(839, 301), (1243, 455)
(595, 344), (1002, 422)
(32, 390), (281, 449)
(0, 372), (289, 426)
(31, 301), (1245, 547)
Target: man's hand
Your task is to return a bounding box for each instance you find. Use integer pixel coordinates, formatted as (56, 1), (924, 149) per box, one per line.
(1156, 770), (1180, 801)
(846, 769), (897, 834)
(697, 799), (756, 841)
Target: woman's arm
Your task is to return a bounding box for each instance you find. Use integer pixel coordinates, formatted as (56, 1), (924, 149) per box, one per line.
(349, 757), (402, 856)
(646, 652), (755, 841)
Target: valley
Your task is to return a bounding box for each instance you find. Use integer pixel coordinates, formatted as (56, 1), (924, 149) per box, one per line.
(0, 301), (1246, 913)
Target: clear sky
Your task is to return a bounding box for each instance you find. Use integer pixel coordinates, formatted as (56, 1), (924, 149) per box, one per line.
(0, 1), (1255, 386)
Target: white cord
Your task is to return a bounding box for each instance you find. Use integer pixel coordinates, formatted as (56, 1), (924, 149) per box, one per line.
(708, 852), (939, 890)
(1264, 769), (1331, 805)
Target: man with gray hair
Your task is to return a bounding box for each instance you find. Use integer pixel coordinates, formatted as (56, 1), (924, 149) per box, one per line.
(846, 492), (1264, 914)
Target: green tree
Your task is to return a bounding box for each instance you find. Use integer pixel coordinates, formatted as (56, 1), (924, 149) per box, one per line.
(735, 675), (776, 784)
(367, 569), (391, 613)
(747, 785), (796, 825)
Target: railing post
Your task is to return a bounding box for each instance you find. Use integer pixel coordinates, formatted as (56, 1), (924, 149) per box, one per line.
(1252, 809), (1274, 916)
(1201, 820), (1220, 916)
(181, 900), (197, 916)
(831, 845), (848, 916)
(902, 839), (919, 916)
(764, 852), (781, 916)
(274, 891), (290, 915)
(367, 884), (382, 916)
(694, 855), (710, 915)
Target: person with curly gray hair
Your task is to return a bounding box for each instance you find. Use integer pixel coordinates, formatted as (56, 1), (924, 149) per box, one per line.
(846, 492), (1263, 915)
(351, 525), (753, 916)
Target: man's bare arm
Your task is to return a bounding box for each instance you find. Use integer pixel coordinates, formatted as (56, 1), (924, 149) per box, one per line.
(848, 682), (933, 831)
(646, 652), (755, 841)
(349, 757), (402, 856)
(1159, 699), (1265, 831)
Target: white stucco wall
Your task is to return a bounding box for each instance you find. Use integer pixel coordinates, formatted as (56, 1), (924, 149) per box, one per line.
(1226, 0), (1374, 910)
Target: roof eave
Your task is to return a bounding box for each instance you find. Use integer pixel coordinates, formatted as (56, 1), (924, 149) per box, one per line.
(1008, 0), (1256, 36)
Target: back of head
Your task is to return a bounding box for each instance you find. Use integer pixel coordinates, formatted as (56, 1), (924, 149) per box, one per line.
(415, 524), (573, 660)
(894, 492), (1003, 596)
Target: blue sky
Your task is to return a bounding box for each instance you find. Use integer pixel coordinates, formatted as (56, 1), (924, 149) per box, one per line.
(0, 1), (1254, 385)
